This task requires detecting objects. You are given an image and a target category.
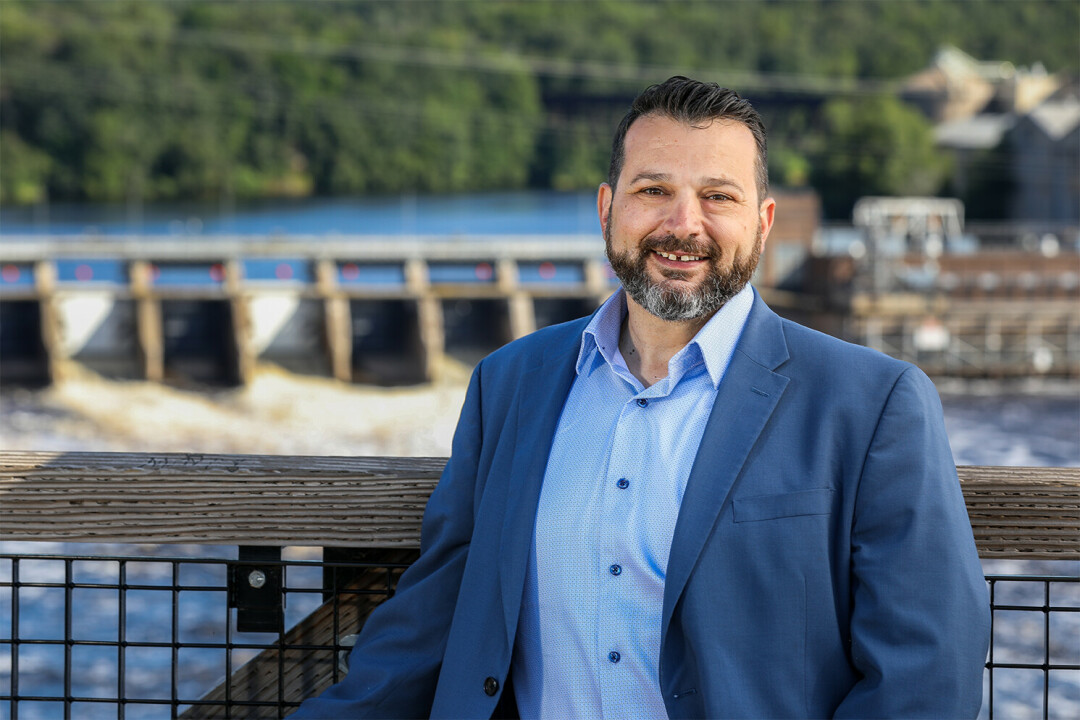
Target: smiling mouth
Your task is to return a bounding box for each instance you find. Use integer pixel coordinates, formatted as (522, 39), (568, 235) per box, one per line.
(654, 250), (706, 263)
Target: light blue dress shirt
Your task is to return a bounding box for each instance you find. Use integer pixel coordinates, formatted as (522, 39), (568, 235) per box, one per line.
(511, 285), (755, 719)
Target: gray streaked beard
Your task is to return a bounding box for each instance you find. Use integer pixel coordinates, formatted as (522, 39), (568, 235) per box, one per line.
(605, 223), (761, 322)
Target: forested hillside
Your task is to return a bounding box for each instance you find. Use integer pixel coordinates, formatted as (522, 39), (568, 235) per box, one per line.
(1, 0), (1076, 217)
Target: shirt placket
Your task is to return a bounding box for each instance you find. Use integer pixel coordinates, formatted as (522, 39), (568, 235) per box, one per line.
(595, 384), (656, 717)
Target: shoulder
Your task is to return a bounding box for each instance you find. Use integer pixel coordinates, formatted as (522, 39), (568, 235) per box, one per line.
(754, 306), (950, 469)
(768, 310), (934, 404)
(781, 316), (906, 374)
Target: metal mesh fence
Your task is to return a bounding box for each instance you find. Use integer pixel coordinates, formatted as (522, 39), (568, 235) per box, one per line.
(0, 547), (417, 719)
(984, 571), (1080, 720)
(1, 547), (1077, 719)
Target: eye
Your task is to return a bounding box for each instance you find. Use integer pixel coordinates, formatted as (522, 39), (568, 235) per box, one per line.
(639, 186), (665, 196)
(705, 192), (733, 202)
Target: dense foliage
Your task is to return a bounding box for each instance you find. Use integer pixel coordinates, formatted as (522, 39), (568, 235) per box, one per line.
(1, 0), (1076, 218)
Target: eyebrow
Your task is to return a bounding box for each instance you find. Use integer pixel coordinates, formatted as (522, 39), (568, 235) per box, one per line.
(627, 172), (671, 184)
(702, 176), (744, 192)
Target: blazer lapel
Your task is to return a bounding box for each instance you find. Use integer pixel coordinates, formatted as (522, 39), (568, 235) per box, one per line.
(498, 322), (583, 641)
(661, 295), (791, 637)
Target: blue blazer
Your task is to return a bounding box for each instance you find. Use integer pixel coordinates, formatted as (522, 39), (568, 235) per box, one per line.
(293, 293), (990, 719)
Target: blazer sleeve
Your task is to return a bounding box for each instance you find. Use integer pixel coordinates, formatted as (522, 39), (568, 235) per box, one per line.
(290, 363), (486, 719)
(834, 366), (990, 719)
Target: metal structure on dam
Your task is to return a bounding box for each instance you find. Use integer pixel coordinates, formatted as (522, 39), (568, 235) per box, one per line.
(0, 236), (625, 386)
(1, 204), (1077, 386)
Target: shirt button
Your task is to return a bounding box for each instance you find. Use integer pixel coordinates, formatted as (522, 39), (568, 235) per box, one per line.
(636, 398), (648, 408)
(609, 564), (622, 576)
(483, 676), (499, 696)
(616, 478), (629, 489)
(608, 651), (621, 663)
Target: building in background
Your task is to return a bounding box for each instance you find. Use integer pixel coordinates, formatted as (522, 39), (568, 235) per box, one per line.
(906, 46), (1080, 222)
(902, 45), (1064, 123)
(1005, 90), (1080, 222)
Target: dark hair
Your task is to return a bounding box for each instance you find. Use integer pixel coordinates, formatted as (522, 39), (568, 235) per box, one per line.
(608, 76), (769, 202)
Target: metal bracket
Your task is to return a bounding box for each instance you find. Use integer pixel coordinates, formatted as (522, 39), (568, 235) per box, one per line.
(229, 546), (284, 633)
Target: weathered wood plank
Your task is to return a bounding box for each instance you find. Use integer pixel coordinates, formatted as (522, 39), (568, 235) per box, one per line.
(956, 465), (1079, 559)
(0, 451), (444, 547)
(1, 453), (1077, 558)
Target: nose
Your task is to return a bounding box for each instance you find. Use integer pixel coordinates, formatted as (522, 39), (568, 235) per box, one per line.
(661, 192), (705, 239)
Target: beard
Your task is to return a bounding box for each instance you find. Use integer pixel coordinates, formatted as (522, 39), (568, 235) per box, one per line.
(605, 219), (762, 322)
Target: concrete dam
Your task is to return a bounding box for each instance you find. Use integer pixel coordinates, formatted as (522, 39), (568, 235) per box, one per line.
(2, 209), (1077, 386)
(0, 237), (621, 386)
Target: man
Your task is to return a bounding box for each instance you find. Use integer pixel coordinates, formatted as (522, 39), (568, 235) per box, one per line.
(293, 76), (990, 719)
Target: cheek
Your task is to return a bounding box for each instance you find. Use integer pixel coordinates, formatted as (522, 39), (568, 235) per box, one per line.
(705, 217), (751, 244)
(615, 200), (663, 231)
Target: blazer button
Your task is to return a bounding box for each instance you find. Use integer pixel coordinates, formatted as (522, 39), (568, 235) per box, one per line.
(483, 676), (499, 696)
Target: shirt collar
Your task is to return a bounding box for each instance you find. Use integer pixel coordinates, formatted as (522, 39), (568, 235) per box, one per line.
(576, 290), (627, 376)
(577, 284), (756, 389)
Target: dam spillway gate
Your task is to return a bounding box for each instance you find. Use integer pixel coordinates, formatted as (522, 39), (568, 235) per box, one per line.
(0, 238), (615, 386)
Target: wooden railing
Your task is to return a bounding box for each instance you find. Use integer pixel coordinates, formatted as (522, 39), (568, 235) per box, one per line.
(1, 451), (1077, 558)
(0, 451), (446, 548)
(1, 451), (1077, 718)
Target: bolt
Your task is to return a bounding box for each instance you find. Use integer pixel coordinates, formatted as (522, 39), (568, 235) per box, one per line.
(248, 569), (267, 589)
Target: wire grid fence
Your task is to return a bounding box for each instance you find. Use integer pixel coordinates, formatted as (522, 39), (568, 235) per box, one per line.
(985, 570), (1080, 720)
(0, 547), (416, 720)
(0, 547), (1077, 720)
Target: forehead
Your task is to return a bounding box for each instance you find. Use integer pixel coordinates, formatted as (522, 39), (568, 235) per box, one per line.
(620, 114), (757, 183)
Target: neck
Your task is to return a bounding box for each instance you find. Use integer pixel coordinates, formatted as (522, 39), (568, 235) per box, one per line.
(619, 293), (714, 388)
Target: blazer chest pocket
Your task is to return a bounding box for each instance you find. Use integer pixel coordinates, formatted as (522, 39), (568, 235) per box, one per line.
(733, 488), (834, 523)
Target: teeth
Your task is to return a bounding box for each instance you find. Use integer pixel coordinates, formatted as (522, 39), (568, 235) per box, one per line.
(656, 250), (703, 262)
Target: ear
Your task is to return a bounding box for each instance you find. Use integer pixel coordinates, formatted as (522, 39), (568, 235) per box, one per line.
(597, 183), (613, 236)
(758, 196), (776, 250)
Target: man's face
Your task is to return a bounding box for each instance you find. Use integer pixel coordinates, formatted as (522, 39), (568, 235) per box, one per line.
(598, 114), (775, 322)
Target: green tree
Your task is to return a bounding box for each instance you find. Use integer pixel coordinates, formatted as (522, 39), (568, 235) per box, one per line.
(1, 0), (1075, 205)
(811, 96), (950, 218)
(0, 131), (52, 204)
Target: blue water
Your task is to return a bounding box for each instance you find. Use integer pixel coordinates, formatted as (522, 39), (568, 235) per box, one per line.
(0, 191), (601, 237)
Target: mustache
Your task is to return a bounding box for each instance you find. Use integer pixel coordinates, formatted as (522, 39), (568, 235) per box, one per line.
(639, 234), (716, 259)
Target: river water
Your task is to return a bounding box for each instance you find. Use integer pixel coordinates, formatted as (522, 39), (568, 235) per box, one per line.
(0, 191), (602, 237)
